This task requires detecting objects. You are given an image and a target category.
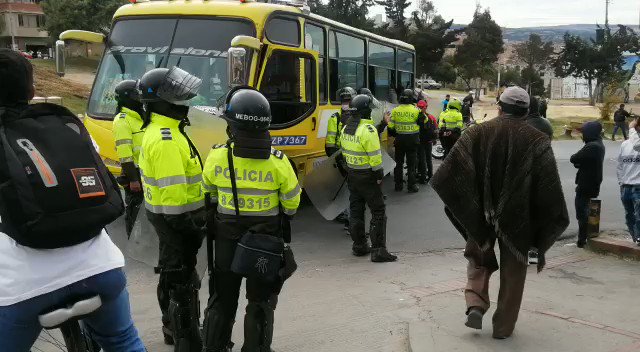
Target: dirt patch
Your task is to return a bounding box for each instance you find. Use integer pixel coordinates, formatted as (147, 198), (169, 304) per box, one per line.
(32, 64), (90, 114)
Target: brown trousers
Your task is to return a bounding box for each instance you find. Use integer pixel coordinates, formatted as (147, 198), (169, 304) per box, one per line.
(464, 238), (528, 337)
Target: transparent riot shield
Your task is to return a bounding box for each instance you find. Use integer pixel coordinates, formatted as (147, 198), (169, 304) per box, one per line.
(304, 152), (349, 221)
(125, 209), (209, 279)
(305, 149), (396, 221)
(186, 106), (229, 161)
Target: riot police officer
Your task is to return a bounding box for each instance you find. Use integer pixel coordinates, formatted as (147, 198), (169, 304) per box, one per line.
(201, 87), (301, 352)
(326, 87), (356, 156)
(388, 89), (422, 193)
(340, 94), (397, 262)
(438, 99), (464, 158)
(112, 79), (145, 238)
(138, 67), (205, 351)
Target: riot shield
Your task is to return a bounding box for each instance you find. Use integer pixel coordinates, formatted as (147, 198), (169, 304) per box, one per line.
(305, 149), (396, 221)
(304, 152), (350, 221)
(125, 209), (209, 279)
(186, 106), (229, 161)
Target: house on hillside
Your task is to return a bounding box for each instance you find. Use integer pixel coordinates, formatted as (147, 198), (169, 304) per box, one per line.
(0, 0), (50, 54)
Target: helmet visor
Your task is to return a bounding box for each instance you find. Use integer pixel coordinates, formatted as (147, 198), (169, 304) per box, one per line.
(157, 67), (203, 105)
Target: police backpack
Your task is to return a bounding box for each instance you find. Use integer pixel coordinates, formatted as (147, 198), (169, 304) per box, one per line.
(0, 104), (124, 248)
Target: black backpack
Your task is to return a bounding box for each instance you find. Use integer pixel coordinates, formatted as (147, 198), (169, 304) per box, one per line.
(0, 103), (124, 248)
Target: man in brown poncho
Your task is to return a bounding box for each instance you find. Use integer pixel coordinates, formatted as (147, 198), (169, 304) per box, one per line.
(431, 86), (569, 339)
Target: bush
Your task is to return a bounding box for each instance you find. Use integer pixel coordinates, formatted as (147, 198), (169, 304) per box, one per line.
(598, 84), (624, 121)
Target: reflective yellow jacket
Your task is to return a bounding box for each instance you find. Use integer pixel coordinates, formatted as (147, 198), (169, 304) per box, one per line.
(112, 107), (144, 166)
(439, 109), (464, 130)
(389, 104), (420, 135)
(202, 144), (301, 217)
(339, 119), (383, 171)
(139, 113), (204, 215)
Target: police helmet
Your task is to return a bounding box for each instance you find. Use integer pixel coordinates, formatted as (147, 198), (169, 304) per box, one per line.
(447, 98), (462, 111)
(358, 87), (372, 96)
(223, 86), (271, 131)
(114, 79), (140, 103)
(339, 87), (357, 103)
(349, 94), (373, 120)
(399, 89), (415, 104)
(138, 67), (202, 105)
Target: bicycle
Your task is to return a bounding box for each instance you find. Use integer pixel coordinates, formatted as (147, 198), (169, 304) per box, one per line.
(33, 296), (101, 352)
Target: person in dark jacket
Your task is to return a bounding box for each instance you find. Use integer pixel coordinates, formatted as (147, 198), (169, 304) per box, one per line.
(612, 104), (631, 141)
(416, 99), (437, 183)
(539, 98), (548, 119)
(570, 121), (605, 247)
(525, 96), (553, 139)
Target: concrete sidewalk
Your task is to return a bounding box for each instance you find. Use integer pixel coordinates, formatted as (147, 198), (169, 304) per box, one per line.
(119, 243), (639, 352)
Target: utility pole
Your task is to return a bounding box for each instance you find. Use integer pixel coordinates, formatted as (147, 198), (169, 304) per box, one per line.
(9, 13), (16, 50)
(605, 0), (610, 27)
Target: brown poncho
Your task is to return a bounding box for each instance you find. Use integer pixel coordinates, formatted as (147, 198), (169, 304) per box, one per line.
(431, 116), (569, 268)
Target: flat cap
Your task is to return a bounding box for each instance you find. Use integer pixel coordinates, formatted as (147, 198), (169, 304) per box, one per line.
(499, 86), (530, 108)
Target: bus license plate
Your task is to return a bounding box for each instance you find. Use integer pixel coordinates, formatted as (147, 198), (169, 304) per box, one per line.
(271, 136), (307, 146)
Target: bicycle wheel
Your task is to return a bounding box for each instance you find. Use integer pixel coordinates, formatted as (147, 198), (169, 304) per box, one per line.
(59, 322), (87, 352)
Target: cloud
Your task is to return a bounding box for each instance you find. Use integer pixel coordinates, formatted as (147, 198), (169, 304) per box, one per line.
(370, 0), (639, 28)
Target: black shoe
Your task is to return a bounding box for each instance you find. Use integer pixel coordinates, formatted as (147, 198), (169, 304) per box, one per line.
(394, 185), (403, 192)
(352, 243), (371, 256)
(343, 220), (350, 231)
(465, 307), (484, 330)
(417, 179), (427, 185)
(370, 248), (397, 262)
(408, 185), (419, 193)
(577, 241), (586, 248)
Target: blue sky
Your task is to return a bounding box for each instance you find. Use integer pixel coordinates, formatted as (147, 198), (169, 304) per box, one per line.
(370, 0), (640, 28)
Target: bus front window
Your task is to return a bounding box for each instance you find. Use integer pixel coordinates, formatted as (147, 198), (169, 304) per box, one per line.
(88, 18), (255, 119)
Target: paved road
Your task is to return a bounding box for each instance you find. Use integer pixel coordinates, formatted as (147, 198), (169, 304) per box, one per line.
(33, 138), (632, 351)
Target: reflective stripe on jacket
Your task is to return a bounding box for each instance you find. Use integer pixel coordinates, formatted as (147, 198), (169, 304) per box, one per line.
(438, 109), (464, 130)
(339, 119), (383, 171)
(139, 113), (204, 215)
(389, 104), (420, 135)
(202, 145), (301, 217)
(326, 111), (343, 149)
(112, 107), (144, 166)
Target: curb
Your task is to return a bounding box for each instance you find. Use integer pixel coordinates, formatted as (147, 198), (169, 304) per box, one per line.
(588, 236), (640, 261)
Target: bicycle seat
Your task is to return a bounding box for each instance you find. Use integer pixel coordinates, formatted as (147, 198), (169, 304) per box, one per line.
(38, 296), (102, 329)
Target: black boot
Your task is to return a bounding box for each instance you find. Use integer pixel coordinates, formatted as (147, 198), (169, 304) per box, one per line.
(408, 184), (419, 193)
(371, 248), (398, 262)
(394, 184), (403, 192)
(465, 307), (484, 330)
(242, 300), (276, 352)
(352, 242), (371, 256)
(369, 216), (397, 262)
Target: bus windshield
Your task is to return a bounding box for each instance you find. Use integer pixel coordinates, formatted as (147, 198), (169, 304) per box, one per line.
(88, 17), (255, 119)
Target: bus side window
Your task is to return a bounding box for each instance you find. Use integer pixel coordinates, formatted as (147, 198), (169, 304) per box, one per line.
(328, 30), (365, 103)
(304, 23), (327, 104)
(259, 51), (316, 127)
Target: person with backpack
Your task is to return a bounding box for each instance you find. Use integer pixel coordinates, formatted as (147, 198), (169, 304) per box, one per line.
(0, 49), (145, 351)
(416, 99), (437, 184)
(201, 87), (301, 351)
(112, 80), (145, 238)
(138, 67), (206, 351)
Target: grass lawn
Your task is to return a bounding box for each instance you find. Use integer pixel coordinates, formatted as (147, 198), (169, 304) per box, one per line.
(549, 116), (617, 140)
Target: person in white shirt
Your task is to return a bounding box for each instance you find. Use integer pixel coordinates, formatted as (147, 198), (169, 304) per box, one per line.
(0, 48), (145, 351)
(617, 118), (640, 246)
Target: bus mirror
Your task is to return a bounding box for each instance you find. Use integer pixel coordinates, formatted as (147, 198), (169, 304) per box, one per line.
(230, 35), (261, 51)
(55, 40), (66, 77)
(228, 47), (248, 87)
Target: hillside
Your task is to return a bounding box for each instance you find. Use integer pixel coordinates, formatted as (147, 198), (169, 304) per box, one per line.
(452, 24), (640, 43)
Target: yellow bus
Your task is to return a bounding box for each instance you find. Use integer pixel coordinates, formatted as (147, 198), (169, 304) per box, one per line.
(56, 0), (415, 183)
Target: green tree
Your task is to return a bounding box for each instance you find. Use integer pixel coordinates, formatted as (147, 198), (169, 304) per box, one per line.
(555, 26), (640, 105)
(375, 0), (411, 39)
(514, 33), (554, 95)
(314, 0), (376, 31)
(454, 7), (504, 94)
(432, 60), (457, 84)
(410, 0), (462, 77)
(41, 0), (127, 40)
(500, 67), (523, 86)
